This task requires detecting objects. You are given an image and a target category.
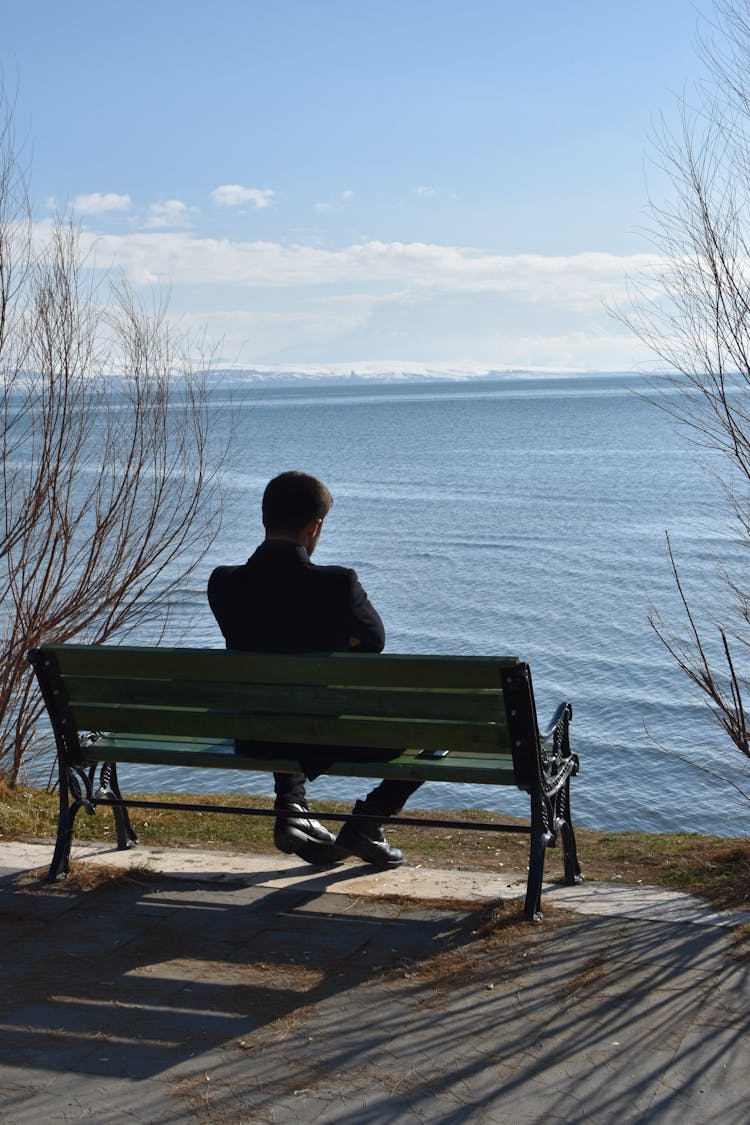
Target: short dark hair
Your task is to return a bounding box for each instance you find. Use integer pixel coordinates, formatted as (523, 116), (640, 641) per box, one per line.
(262, 471), (333, 534)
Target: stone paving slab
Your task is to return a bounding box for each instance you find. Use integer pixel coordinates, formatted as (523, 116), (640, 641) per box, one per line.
(1, 840), (749, 1123)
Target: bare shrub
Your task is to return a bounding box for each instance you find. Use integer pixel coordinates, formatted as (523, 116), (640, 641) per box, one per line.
(624, 2), (750, 795)
(0, 88), (223, 784)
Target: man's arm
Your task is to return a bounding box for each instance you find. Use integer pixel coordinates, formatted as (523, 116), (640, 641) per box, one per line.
(207, 567), (231, 644)
(346, 571), (385, 652)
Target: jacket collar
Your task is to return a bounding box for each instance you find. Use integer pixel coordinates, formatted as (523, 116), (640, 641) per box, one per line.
(249, 539), (310, 565)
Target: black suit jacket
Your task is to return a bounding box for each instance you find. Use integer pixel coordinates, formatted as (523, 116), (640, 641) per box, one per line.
(207, 539), (385, 655)
(207, 539), (386, 775)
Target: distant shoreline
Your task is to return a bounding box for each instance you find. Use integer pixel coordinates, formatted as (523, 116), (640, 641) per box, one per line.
(204, 367), (650, 388)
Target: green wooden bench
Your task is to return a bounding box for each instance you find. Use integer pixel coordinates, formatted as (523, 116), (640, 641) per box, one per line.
(27, 643), (582, 920)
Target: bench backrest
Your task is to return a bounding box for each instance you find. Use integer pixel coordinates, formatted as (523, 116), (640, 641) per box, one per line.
(28, 644), (542, 787)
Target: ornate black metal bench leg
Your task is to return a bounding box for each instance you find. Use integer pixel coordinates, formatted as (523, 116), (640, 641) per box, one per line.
(48, 765), (75, 882)
(47, 765), (94, 882)
(558, 779), (583, 886)
(97, 762), (138, 851)
(525, 794), (552, 921)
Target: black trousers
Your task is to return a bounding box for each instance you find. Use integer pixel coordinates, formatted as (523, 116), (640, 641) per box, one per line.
(235, 740), (423, 817)
(273, 770), (422, 817)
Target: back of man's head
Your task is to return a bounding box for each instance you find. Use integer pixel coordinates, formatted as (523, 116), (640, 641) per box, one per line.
(262, 471), (333, 535)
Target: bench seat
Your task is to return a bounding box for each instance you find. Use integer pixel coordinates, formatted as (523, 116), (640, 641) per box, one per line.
(81, 733), (520, 786)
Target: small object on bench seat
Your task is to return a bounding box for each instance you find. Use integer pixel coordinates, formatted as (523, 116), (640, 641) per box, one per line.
(27, 644), (582, 920)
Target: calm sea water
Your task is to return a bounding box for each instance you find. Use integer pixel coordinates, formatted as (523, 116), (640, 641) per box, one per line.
(34, 372), (750, 837)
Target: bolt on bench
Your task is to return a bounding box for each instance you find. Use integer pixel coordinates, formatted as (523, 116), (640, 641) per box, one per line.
(28, 644), (582, 920)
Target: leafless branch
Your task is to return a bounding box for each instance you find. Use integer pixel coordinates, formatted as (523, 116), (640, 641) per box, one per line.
(644, 723), (750, 804)
(0, 83), (225, 783)
(625, 2), (750, 799)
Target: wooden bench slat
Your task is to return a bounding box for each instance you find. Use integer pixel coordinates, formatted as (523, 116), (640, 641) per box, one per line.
(48, 644), (518, 689)
(69, 701), (507, 753)
(83, 734), (519, 785)
(62, 675), (507, 724)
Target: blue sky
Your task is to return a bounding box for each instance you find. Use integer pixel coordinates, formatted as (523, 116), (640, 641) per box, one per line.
(1, 0), (716, 373)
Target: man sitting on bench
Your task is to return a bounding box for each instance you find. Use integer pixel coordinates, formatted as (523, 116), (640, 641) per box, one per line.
(207, 470), (422, 869)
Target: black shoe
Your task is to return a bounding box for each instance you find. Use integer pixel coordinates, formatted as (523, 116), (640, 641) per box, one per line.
(274, 799), (337, 844)
(274, 800), (341, 865)
(335, 802), (404, 869)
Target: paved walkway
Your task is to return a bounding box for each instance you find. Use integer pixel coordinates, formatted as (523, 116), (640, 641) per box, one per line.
(1, 841), (749, 1123)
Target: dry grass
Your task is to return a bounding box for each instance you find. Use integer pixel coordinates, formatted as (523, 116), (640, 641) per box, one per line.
(17, 861), (161, 894)
(728, 923), (750, 962)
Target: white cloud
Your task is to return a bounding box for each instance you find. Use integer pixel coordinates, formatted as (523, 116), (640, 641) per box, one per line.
(414, 185), (436, 197)
(144, 199), (194, 229)
(34, 220), (658, 369)
(341, 189), (354, 202)
(175, 304), (374, 360)
(210, 184), (275, 209)
(170, 299), (649, 373)
(73, 231), (653, 307)
(72, 192), (132, 215)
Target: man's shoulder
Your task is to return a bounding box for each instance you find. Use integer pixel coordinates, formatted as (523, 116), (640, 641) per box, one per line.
(207, 549), (359, 599)
(310, 560), (354, 578)
(207, 564), (248, 606)
(308, 560), (358, 589)
(208, 563), (244, 586)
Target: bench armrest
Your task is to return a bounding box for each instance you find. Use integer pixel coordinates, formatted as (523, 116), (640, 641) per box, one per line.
(538, 700), (579, 788)
(539, 700), (573, 742)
